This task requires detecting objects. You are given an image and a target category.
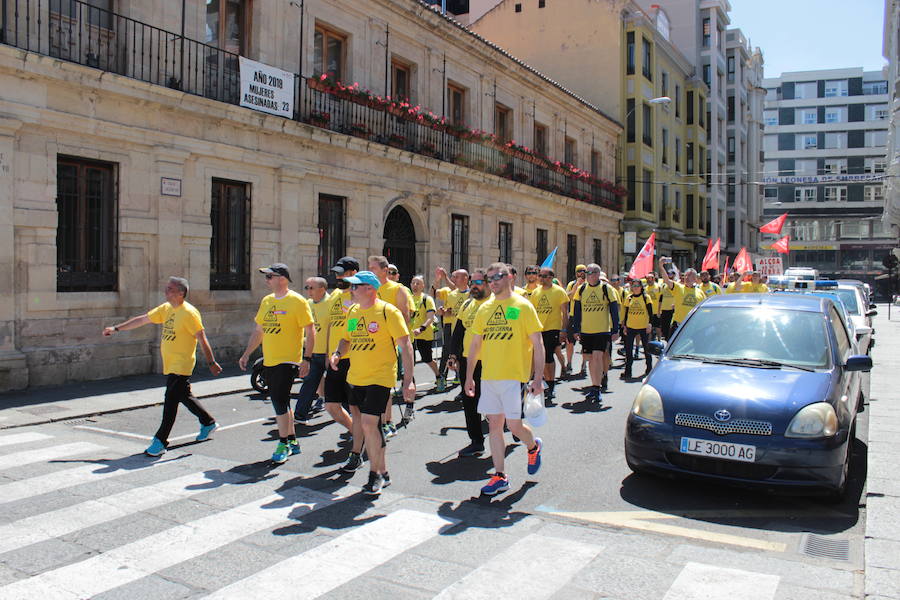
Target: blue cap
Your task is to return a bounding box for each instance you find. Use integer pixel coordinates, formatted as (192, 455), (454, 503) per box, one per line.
(343, 270), (381, 289)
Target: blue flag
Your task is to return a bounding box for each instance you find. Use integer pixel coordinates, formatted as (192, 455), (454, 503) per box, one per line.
(540, 246), (558, 269)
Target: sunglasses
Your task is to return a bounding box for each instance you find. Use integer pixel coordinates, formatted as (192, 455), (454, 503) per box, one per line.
(576, 270), (586, 275)
(470, 279), (486, 285)
(525, 270), (538, 275)
(539, 274), (552, 278)
(486, 273), (507, 282)
(586, 270), (601, 275)
(303, 285), (314, 290)
(388, 270), (399, 275)
(264, 274), (279, 280)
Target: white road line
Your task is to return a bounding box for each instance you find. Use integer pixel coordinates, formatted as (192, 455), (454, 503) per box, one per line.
(0, 442), (107, 472)
(0, 470), (247, 554)
(0, 484), (346, 600)
(167, 417), (269, 442)
(76, 418), (270, 444)
(204, 508), (458, 599)
(0, 454), (173, 504)
(0, 432), (54, 447)
(663, 562), (780, 600)
(433, 533), (603, 600)
(73, 425), (152, 441)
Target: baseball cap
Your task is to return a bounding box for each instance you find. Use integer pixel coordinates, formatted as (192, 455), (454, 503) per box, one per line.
(258, 263), (291, 281)
(330, 256), (360, 274)
(343, 271), (381, 289)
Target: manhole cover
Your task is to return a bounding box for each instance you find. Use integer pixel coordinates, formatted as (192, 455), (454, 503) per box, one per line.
(801, 533), (850, 560)
(23, 405), (63, 415)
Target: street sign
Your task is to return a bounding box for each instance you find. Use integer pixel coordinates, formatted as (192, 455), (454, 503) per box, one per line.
(758, 256), (783, 276)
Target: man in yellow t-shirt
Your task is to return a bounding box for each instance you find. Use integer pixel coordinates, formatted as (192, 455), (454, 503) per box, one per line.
(529, 267), (570, 400)
(521, 265), (541, 298)
(571, 264), (620, 399)
(466, 262), (545, 496)
(432, 266), (470, 390)
(409, 275), (440, 382)
(293, 277), (333, 424)
(563, 264), (587, 378)
(658, 259), (707, 336)
(239, 263), (315, 465)
(726, 270), (771, 294)
(330, 271), (414, 496)
(102, 277), (221, 457)
(699, 270), (723, 296)
(655, 267), (677, 340)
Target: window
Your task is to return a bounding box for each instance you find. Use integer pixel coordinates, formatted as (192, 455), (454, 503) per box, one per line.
(824, 158), (847, 174)
(498, 222), (512, 263)
(794, 187), (816, 202)
(825, 186), (847, 202)
(642, 103), (652, 146)
(675, 85), (681, 118)
(675, 138), (681, 171)
(627, 166), (636, 211)
(314, 24), (346, 80)
(830, 307), (852, 359)
(593, 238), (603, 266)
(824, 79), (848, 97)
(51, 0), (113, 28)
(868, 104), (889, 120)
(863, 80), (888, 95)
(661, 129), (669, 164)
(686, 142), (694, 174)
(448, 83), (466, 126)
(824, 132), (845, 149)
(796, 108), (817, 124)
(566, 234), (578, 283)
(686, 194), (695, 228)
(765, 87), (778, 101)
(210, 179), (251, 290)
(514, 3), (522, 12)
(661, 71), (669, 98)
(798, 134), (817, 149)
(686, 91), (694, 124)
(451, 214), (469, 271)
(626, 98), (635, 143)
(591, 150), (601, 178)
(317, 194), (345, 283)
(840, 221), (863, 238)
(727, 136), (735, 161)
(865, 157), (886, 173)
(642, 37), (652, 80)
(642, 169), (653, 212)
(764, 187), (778, 199)
(727, 56), (735, 83)
(698, 97), (705, 127)
(660, 184), (668, 221)
(866, 130), (888, 147)
(796, 159), (816, 175)
(56, 156), (117, 292)
(391, 59), (411, 101)
(794, 82), (817, 99)
(536, 228), (548, 263)
(564, 137), (577, 165)
(825, 106), (845, 123)
(702, 64), (711, 87)
(626, 31), (635, 76)
(727, 96), (735, 122)
(763, 110), (778, 126)
(534, 122), (548, 156)
(494, 103), (512, 143)
(764, 160), (780, 175)
(702, 17), (710, 47)
(865, 185), (884, 201)
(673, 190), (681, 223)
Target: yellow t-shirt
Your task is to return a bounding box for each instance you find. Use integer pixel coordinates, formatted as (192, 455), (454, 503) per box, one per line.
(521, 282), (540, 299)
(529, 284), (570, 331)
(623, 293), (653, 330)
(471, 294), (543, 382)
(308, 294), (333, 354)
(643, 281), (661, 314)
(659, 282), (676, 311)
(725, 282), (770, 294)
(410, 292), (437, 341)
(670, 283), (707, 324)
(700, 282), (723, 296)
(565, 279), (584, 316)
(573, 282), (617, 334)
(436, 287), (470, 327)
(147, 302), (203, 376)
(254, 290), (314, 366)
(341, 300), (409, 388)
(327, 289), (355, 354)
(457, 295), (491, 358)
(513, 286), (528, 296)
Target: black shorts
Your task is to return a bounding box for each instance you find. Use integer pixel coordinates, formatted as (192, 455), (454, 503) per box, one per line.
(265, 363), (298, 416)
(415, 339), (434, 363)
(541, 330), (560, 363)
(565, 330), (577, 344)
(324, 358), (350, 404)
(581, 332), (611, 353)
(349, 384), (391, 416)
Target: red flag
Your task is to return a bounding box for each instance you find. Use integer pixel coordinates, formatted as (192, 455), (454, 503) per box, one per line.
(701, 238), (720, 271)
(760, 213), (787, 234)
(628, 232), (657, 280)
(733, 247), (753, 274)
(771, 235), (790, 254)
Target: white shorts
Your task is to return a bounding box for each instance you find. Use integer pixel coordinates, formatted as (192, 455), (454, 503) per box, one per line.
(478, 380), (524, 420)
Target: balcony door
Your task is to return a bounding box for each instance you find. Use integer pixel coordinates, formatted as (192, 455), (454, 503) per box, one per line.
(204, 0), (250, 102)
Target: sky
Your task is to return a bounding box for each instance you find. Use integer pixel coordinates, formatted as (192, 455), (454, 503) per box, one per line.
(728, 0), (886, 79)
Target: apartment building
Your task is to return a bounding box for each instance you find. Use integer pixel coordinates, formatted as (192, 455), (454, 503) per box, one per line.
(882, 0), (900, 236)
(761, 68), (893, 283)
(0, 0), (623, 390)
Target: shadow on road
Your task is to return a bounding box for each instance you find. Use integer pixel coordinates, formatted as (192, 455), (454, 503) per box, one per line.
(436, 481), (537, 533)
(425, 444), (517, 484)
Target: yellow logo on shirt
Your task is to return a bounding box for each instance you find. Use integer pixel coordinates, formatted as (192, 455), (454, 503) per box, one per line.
(536, 294), (551, 314)
(262, 306), (282, 335)
(483, 306), (513, 340)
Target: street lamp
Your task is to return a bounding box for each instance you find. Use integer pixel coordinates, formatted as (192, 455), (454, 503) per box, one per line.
(623, 96), (671, 122)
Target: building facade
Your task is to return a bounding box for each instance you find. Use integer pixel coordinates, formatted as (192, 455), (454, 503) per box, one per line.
(0, 0), (623, 391)
(762, 68), (893, 284)
(882, 0), (900, 236)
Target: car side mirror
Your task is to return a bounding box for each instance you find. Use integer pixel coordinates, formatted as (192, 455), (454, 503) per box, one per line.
(844, 355), (872, 372)
(647, 341), (666, 356)
(866, 309), (878, 317)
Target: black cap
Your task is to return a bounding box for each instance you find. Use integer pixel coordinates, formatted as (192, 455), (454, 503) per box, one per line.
(258, 263), (291, 281)
(330, 256), (360, 274)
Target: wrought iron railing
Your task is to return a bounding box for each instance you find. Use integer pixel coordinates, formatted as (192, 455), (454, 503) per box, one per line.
(1, 0), (622, 211)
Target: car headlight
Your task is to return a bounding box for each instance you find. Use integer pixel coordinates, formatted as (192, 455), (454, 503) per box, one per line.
(785, 402), (838, 438)
(632, 385), (664, 423)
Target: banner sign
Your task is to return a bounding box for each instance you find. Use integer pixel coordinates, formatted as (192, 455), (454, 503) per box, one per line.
(239, 57), (294, 118)
(757, 256), (783, 276)
(761, 174), (884, 184)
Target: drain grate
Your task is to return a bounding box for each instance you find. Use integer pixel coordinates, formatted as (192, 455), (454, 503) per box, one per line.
(801, 533), (850, 561)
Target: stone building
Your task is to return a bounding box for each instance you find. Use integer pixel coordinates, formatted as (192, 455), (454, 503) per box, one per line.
(0, 0), (623, 390)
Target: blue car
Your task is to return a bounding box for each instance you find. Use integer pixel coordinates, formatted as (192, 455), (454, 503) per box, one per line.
(624, 293), (872, 499)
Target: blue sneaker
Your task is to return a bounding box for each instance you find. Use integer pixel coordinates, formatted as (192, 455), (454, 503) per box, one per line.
(527, 438), (543, 475)
(480, 474), (510, 496)
(312, 397), (325, 413)
(145, 437), (166, 457)
(196, 422), (218, 442)
(272, 442), (290, 464)
(289, 440), (301, 455)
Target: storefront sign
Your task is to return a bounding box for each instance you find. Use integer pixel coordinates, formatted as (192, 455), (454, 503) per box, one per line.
(624, 231), (637, 254)
(757, 256), (783, 276)
(239, 57), (294, 118)
(761, 174), (884, 184)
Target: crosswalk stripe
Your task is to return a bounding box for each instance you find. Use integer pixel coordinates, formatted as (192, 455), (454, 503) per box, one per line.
(662, 562), (780, 600)
(0, 442), (106, 471)
(432, 533), (603, 599)
(0, 483), (346, 599)
(0, 432), (54, 447)
(204, 508), (458, 599)
(0, 454), (171, 504)
(0, 470), (248, 555)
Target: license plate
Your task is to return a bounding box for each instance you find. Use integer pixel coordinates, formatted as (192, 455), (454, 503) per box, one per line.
(680, 437), (756, 463)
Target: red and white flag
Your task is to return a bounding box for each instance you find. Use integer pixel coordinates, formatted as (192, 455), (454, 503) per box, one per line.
(628, 232), (656, 280)
(771, 235), (790, 254)
(733, 247), (753, 273)
(701, 238), (720, 271)
(760, 213), (787, 234)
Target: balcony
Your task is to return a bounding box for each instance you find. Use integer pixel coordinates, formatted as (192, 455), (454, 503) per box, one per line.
(1, 0), (623, 212)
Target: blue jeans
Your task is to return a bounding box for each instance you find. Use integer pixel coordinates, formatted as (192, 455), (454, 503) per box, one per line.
(294, 354), (327, 417)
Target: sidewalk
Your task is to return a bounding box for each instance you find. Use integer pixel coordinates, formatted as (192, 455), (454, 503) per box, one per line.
(864, 307), (900, 598)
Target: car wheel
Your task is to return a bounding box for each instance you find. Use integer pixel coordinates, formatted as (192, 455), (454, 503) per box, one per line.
(823, 420), (856, 503)
(251, 367), (268, 394)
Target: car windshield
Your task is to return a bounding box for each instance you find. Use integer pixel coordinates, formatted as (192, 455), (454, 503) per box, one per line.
(833, 288), (860, 315)
(668, 306), (830, 368)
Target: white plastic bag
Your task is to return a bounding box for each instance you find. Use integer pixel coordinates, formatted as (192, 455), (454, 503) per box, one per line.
(523, 388), (547, 427)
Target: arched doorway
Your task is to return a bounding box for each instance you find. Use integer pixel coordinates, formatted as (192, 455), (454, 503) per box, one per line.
(383, 206), (417, 285)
